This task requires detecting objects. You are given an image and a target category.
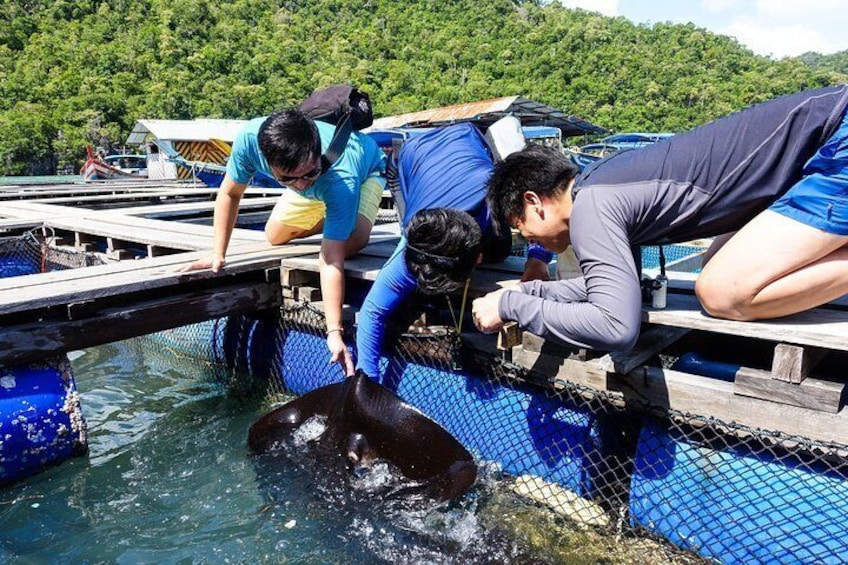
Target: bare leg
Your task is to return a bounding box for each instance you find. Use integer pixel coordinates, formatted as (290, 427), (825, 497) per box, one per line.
(345, 214), (374, 258)
(700, 232), (736, 267)
(265, 218), (324, 245)
(696, 210), (848, 320)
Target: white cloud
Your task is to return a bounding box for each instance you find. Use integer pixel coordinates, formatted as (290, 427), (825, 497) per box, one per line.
(718, 1), (848, 57)
(753, 0), (845, 21)
(558, 0), (620, 17)
(701, 0), (740, 14)
(723, 21), (829, 58)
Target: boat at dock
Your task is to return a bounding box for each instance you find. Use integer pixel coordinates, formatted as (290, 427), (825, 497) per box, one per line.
(80, 147), (148, 181)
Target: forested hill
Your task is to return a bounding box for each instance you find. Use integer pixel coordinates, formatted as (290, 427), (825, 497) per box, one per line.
(2, 0), (846, 174)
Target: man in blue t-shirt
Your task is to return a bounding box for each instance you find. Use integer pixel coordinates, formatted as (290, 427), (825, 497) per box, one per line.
(472, 85), (848, 352)
(181, 108), (386, 375)
(356, 123), (553, 378)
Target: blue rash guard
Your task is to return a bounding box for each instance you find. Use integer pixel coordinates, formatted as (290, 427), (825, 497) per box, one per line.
(355, 123), (553, 377)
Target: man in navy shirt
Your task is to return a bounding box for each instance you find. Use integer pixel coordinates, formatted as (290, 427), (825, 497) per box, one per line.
(356, 123), (553, 377)
(473, 85), (848, 351)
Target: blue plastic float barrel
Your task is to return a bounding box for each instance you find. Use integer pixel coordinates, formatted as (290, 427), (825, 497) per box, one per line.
(670, 351), (739, 382)
(0, 255), (39, 278)
(0, 359), (87, 485)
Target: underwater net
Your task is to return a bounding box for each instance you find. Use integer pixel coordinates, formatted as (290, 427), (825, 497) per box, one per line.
(0, 229), (105, 278)
(143, 300), (847, 565)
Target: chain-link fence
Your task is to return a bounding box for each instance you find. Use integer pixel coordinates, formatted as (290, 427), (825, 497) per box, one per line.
(0, 229), (105, 277)
(241, 301), (845, 564)
(109, 298), (848, 564)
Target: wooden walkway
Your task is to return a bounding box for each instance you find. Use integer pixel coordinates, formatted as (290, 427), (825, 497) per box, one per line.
(2, 179), (848, 446)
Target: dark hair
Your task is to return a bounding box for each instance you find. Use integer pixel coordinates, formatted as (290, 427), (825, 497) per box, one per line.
(258, 108), (322, 171)
(405, 208), (482, 295)
(486, 145), (579, 226)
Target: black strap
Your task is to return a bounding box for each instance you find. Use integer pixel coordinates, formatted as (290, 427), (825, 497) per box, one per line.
(320, 112), (354, 171)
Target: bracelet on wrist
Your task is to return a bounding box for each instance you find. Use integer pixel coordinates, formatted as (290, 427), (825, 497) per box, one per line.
(326, 327), (343, 336)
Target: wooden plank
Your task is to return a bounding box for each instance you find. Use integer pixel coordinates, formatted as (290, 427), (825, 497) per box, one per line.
(733, 367), (845, 413)
(522, 332), (586, 359)
(514, 347), (609, 391)
(281, 268), (320, 287)
(74, 231), (98, 252)
(46, 217), (214, 251)
(281, 252), (524, 297)
(645, 292), (848, 352)
(662, 272), (848, 309)
(605, 366), (848, 445)
(0, 281), (282, 366)
(106, 237), (133, 260)
(771, 343), (827, 384)
(0, 242), (322, 316)
(32, 189), (219, 204)
(112, 196), (279, 217)
(597, 325), (691, 375)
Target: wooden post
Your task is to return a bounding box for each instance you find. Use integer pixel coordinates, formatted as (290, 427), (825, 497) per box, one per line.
(497, 322), (522, 351)
(771, 343), (827, 384)
(106, 237), (133, 260)
(74, 231), (97, 252)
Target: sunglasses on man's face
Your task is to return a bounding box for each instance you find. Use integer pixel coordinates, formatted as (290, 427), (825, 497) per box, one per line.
(273, 163), (322, 184)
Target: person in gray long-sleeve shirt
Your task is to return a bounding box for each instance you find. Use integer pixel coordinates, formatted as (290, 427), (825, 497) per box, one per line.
(472, 84), (848, 351)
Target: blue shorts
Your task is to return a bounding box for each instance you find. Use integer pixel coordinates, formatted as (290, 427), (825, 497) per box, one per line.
(769, 107), (848, 235)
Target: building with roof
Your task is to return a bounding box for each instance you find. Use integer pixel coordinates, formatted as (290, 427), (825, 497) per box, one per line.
(126, 119), (247, 180)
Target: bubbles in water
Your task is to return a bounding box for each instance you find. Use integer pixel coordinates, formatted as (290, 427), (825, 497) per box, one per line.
(350, 460), (402, 492)
(291, 416), (327, 446)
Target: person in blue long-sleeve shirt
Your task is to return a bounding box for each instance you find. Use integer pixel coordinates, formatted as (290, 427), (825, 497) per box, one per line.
(355, 123), (553, 377)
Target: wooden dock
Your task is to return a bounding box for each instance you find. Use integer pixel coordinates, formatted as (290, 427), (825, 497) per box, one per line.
(2, 178), (847, 446)
(0, 180), (395, 364)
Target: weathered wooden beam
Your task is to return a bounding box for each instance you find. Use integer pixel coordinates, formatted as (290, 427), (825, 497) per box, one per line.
(281, 267), (320, 288)
(522, 332), (586, 359)
(606, 366), (848, 445)
(295, 285), (321, 302)
(598, 326), (691, 375)
(514, 346), (610, 391)
(74, 231), (98, 252)
(771, 343), (828, 384)
(497, 322), (522, 351)
(0, 281), (281, 366)
(733, 367), (845, 414)
(146, 244), (167, 258)
(106, 237), (133, 260)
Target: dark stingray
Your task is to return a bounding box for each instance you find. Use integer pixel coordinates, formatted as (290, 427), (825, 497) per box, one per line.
(248, 370), (477, 503)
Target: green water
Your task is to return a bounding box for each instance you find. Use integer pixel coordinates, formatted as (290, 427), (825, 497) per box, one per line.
(0, 175), (81, 186)
(0, 338), (574, 564)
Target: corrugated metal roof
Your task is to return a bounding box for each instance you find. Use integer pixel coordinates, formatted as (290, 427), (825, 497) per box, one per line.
(368, 96), (606, 138)
(126, 119), (249, 145)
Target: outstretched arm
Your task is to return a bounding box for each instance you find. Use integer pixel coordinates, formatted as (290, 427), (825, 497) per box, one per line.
(179, 173), (246, 273)
(356, 240), (417, 377)
(500, 198), (642, 350)
(320, 238), (355, 375)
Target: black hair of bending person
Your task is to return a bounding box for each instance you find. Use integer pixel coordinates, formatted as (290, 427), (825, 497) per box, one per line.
(486, 144), (579, 229)
(405, 208), (482, 295)
(258, 108), (322, 171)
